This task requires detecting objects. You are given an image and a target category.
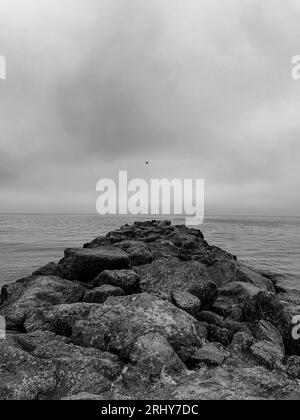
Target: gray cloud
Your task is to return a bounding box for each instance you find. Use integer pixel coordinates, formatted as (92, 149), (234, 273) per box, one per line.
(0, 0), (300, 214)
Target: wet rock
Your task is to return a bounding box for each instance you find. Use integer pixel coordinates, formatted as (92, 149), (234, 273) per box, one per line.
(71, 294), (205, 361)
(93, 270), (140, 294)
(83, 284), (125, 304)
(58, 247), (130, 282)
(129, 333), (186, 380)
(171, 291), (202, 318)
(114, 241), (153, 266)
(0, 276), (85, 331)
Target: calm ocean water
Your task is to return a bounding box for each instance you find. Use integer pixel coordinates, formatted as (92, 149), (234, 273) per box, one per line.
(0, 214), (299, 290)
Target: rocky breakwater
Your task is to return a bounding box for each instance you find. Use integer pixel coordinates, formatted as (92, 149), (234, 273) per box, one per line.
(1, 220), (300, 400)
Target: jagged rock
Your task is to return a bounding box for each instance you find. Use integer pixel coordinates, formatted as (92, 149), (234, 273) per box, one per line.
(25, 303), (97, 336)
(121, 365), (148, 392)
(285, 356), (300, 379)
(93, 270), (140, 294)
(171, 291), (202, 318)
(0, 339), (57, 400)
(245, 291), (300, 355)
(171, 365), (300, 400)
(229, 332), (255, 362)
(208, 260), (276, 293)
(135, 258), (218, 309)
(83, 285), (125, 304)
(1, 219), (298, 400)
(32, 262), (60, 277)
(3, 331), (123, 399)
(71, 294), (205, 361)
(252, 320), (285, 353)
(212, 282), (263, 322)
(207, 325), (233, 347)
(58, 247), (130, 282)
(0, 276), (85, 331)
(198, 311), (252, 337)
(114, 241), (153, 266)
(188, 343), (229, 366)
(129, 333), (186, 379)
(250, 341), (284, 370)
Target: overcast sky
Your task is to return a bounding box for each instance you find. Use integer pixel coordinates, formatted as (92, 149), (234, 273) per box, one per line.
(0, 0), (300, 216)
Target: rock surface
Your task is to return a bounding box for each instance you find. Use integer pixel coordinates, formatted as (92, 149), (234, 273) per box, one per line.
(1, 220), (300, 400)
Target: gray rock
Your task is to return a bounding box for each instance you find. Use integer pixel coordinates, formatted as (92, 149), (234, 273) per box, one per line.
(83, 285), (125, 304)
(245, 291), (300, 356)
(253, 320), (285, 353)
(135, 258), (217, 308)
(207, 325), (233, 347)
(71, 293), (205, 361)
(129, 333), (186, 379)
(24, 303), (97, 336)
(250, 341), (284, 370)
(213, 282), (263, 321)
(171, 291), (202, 318)
(58, 246), (130, 282)
(114, 241), (153, 266)
(189, 343), (229, 366)
(0, 276), (85, 331)
(285, 356), (300, 379)
(93, 270), (140, 294)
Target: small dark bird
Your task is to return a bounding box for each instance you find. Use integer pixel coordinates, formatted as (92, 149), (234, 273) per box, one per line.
(145, 161), (149, 165)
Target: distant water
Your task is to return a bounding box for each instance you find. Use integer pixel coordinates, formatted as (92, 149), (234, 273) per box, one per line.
(0, 214), (299, 290)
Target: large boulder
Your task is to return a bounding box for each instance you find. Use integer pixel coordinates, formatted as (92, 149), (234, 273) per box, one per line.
(24, 303), (97, 336)
(245, 292), (300, 356)
(129, 333), (186, 380)
(71, 294), (205, 361)
(252, 320), (285, 354)
(187, 343), (229, 366)
(134, 258), (218, 309)
(58, 247), (130, 282)
(171, 291), (202, 318)
(114, 241), (153, 266)
(0, 338), (57, 400)
(213, 282), (264, 321)
(0, 331), (123, 400)
(0, 276), (85, 331)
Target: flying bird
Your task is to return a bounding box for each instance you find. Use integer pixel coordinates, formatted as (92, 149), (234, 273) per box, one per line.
(145, 161), (150, 165)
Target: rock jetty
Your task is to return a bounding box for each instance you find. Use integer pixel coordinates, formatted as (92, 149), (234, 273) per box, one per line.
(1, 220), (300, 400)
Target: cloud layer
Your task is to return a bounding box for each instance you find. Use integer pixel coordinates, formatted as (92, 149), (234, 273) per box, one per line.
(0, 0), (300, 215)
